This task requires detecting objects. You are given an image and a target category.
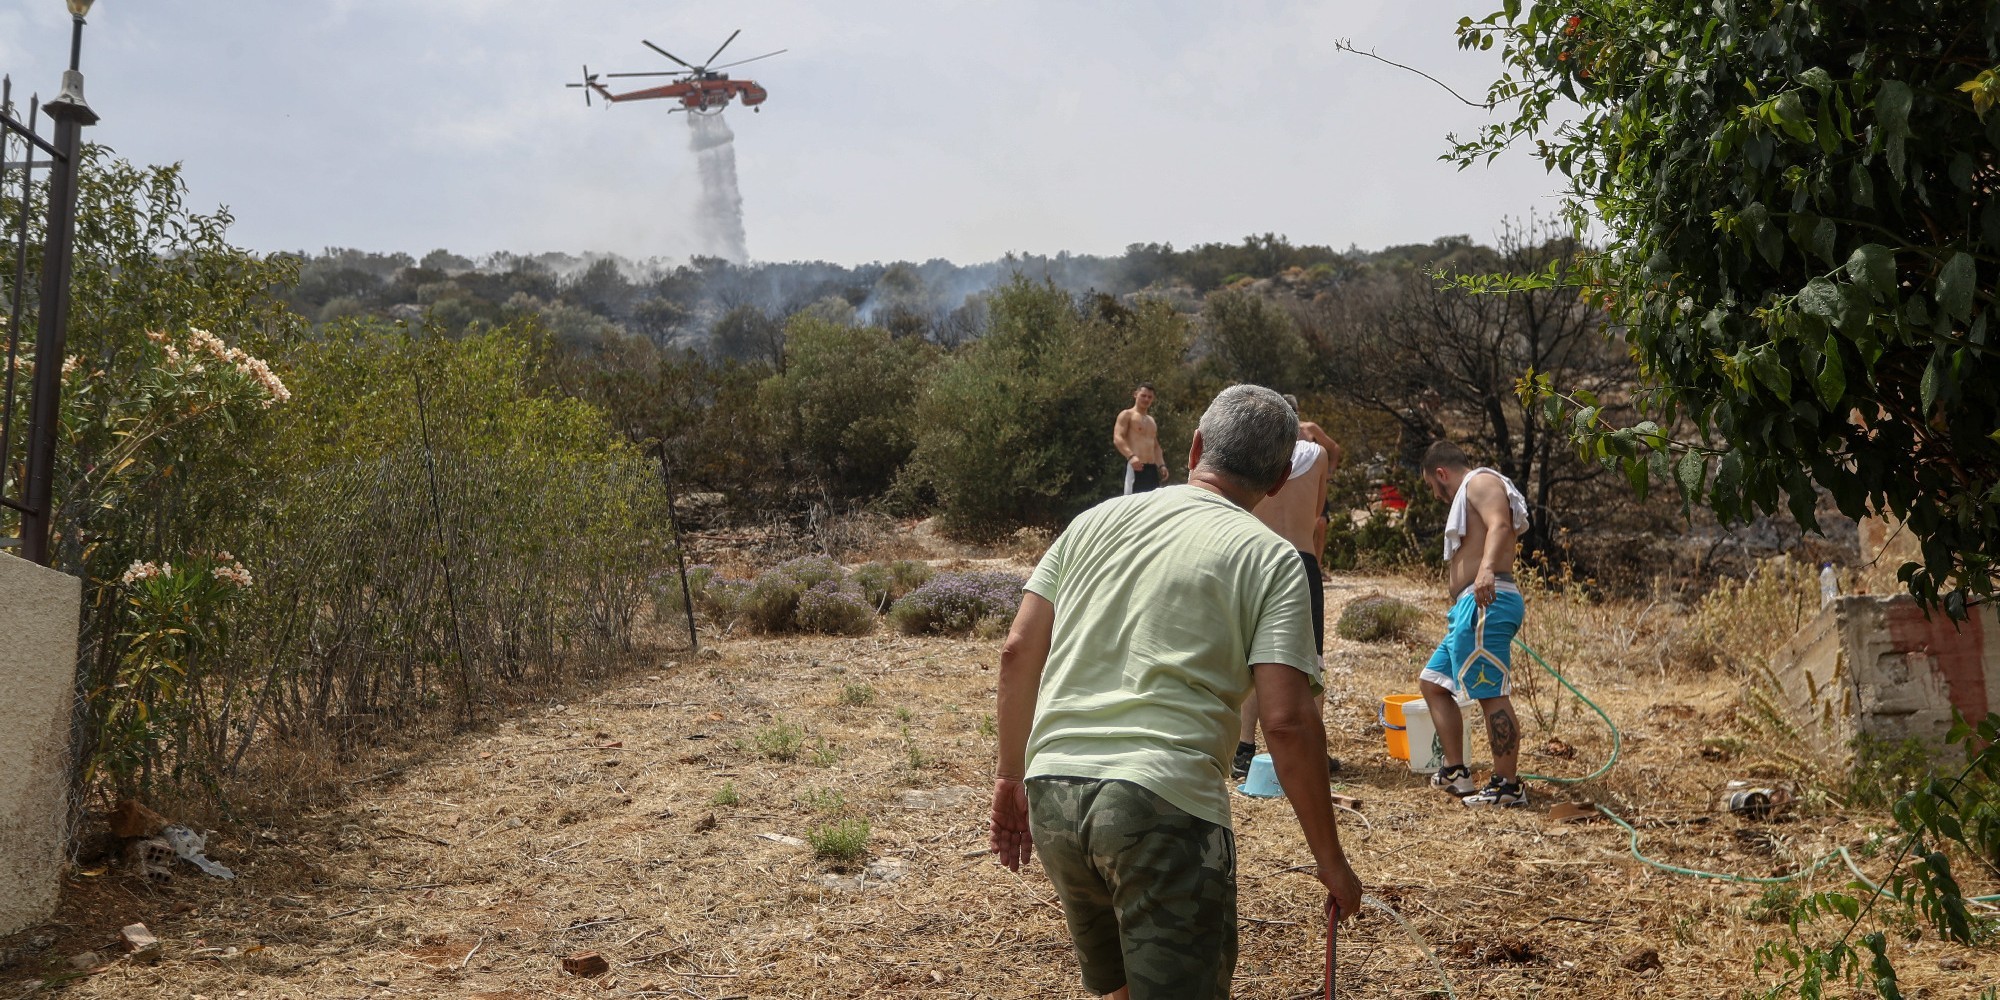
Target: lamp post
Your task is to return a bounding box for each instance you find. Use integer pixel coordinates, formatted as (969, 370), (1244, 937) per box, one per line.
(19, 0), (97, 565)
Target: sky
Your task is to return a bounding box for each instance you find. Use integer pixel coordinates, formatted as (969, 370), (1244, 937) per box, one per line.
(0, 1), (1566, 266)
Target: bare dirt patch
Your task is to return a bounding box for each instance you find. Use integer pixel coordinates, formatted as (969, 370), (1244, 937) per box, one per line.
(7, 573), (1996, 998)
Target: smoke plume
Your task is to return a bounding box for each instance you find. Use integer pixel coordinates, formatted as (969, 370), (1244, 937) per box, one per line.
(686, 113), (748, 264)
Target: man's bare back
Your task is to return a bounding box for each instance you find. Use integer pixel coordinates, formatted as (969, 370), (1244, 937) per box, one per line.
(1253, 443), (1328, 552)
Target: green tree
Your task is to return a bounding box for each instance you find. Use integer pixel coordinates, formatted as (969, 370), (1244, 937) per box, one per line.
(769, 315), (939, 497)
(1457, 3), (2000, 995)
(904, 279), (1190, 540)
(1198, 287), (1312, 390)
(1458, 0), (2000, 613)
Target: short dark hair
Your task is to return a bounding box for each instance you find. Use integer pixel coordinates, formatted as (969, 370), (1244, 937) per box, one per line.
(1422, 440), (1471, 472)
(1135, 382), (1156, 393)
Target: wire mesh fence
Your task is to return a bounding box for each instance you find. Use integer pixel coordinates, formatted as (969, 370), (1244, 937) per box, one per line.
(67, 335), (688, 813)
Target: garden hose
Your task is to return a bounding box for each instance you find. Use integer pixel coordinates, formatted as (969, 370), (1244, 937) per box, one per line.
(1362, 894), (1460, 999)
(1511, 635), (1622, 785)
(1506, 636), (2000, 903)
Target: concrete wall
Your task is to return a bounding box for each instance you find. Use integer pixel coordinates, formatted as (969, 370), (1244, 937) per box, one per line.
(0, 554), (81, 936)
(1766, 594), (2000, 759)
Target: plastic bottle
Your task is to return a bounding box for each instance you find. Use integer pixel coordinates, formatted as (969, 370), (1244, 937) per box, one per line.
(1820, 563), (1838, 608)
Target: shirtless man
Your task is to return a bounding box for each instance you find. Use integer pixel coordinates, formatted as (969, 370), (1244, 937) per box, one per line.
(1416, 441), (1532, 808)
(1113, 384), (1170, 494)
(1231, 405), (1336, 780)
(1289, 397), (1344, 562)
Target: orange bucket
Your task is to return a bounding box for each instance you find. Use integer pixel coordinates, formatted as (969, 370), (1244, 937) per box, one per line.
(1380, 694), (1422, 761)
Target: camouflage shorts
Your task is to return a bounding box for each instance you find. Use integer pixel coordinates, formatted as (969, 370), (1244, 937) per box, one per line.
(1027, 776), (1236, 999)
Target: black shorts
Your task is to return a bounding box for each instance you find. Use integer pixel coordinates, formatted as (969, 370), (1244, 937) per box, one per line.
(1299, 550), (1324, 654)
(1125, 463), (1162, 494)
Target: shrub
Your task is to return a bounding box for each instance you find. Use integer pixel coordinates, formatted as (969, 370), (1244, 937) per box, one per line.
(840, 683), (877, 707)
(742, 556), (847, 633)
(654, 564), (730, 620)
(754, 721), (805, 761)
(889, 571), (1027, 636)
(795, 580), (876, 636)
(1658, 558), (1819, 675)
(853, 559), (935, 612)
(903, 278), (1193, 541)
(1746, 884), (1801, 925)
(1334, 594), (1424, 643)
(767, 316), (940, 498)
(807, 818), (870, 862)
(800, 787), (846, 813)
(712, 782), (740, 806)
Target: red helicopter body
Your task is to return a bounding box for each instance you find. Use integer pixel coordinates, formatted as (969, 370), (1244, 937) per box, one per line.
(568, 31), (781, 115)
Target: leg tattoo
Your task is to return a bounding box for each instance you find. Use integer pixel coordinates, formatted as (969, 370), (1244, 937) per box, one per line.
(1487, 707), (1520, 761)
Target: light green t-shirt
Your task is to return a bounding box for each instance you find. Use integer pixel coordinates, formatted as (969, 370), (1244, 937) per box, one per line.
(1023, 484), (1319, 828)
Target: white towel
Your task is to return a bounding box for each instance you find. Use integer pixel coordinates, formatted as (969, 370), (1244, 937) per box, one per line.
(1286, 440), (1324, 481)
(1442, 468), (1529, 561)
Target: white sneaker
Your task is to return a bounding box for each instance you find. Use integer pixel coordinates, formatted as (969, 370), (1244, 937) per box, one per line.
(1462, 776), (1530, 809)
(1429, 764), (1475, 797)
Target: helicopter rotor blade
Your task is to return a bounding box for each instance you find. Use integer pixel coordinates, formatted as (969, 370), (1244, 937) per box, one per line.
(604, 71), (687, 78)
(709, 49), (786, 71)
(568, 65), (594, 106)
(704, 29), (742, 66)
(642, 40), (696, 68)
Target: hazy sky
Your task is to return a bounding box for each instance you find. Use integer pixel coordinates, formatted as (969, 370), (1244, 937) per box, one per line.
(0, 1), (1564, 265)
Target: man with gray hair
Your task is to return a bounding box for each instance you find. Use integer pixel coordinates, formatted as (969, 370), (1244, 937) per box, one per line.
(989, 384), (1362, 1000)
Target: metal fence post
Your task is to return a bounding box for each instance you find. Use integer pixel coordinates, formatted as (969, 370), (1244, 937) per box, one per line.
(656, 443), (699, 654)
(19, 30), (97, 565)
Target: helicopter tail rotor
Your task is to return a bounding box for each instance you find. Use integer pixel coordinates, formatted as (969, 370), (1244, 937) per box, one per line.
(566, 64), (601, 106)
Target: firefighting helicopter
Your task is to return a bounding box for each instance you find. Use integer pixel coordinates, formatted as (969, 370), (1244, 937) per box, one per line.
(567, 30), (784, 115)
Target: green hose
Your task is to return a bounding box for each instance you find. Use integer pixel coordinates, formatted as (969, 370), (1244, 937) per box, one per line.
(1507, 636), (2000, 903)
(1511, 636), (1621, 784)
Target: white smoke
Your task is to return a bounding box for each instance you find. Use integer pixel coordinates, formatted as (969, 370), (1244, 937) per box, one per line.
(686, 113), (748, 263)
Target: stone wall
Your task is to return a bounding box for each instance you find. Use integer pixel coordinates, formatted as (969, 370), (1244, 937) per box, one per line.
(0, 554), (81, 936)
(1765, 593), (1999, 760)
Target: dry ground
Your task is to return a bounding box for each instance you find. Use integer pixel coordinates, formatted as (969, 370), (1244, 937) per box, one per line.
(9, 571), (1998, 999)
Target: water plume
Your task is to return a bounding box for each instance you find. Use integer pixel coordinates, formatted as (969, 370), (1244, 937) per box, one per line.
(686, 112), (748, 263)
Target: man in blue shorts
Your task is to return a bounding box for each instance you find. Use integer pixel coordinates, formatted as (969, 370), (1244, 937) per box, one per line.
(1416, 441), (1531, 808)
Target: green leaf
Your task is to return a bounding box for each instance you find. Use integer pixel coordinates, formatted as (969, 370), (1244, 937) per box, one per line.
(1876, 80), (1914, 139)
(1879, 80), (1913, 184)
(1798, 277), (1843, 321)
(1774, 92), (1815, 143)
(1798, 67), (1832, 95)
(1809, 216), (1837, 267)
(1817, 335), (1846, 408)
(1845, 244), (1896, 298)
(1921, 352), (1943, 414)
(1625, 456), (1650, 500)
(1937, 251), (1976, 322)
(1850, 162), (1875, 208)
(1751, 347), (1793, 401)
(1713, 451), (1744, 511)
(1741, 203), (1784, 267)
(1674, 449), (1705, 507)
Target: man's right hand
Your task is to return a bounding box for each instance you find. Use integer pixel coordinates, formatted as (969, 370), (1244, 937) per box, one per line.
(1319, 857), (1363, 923)
(1128, 455), (1145, 471)
(989, 777), (1033, 871)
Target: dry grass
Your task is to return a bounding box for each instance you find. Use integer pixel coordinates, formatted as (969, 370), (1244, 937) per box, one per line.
(7, 568), (1996, 998)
